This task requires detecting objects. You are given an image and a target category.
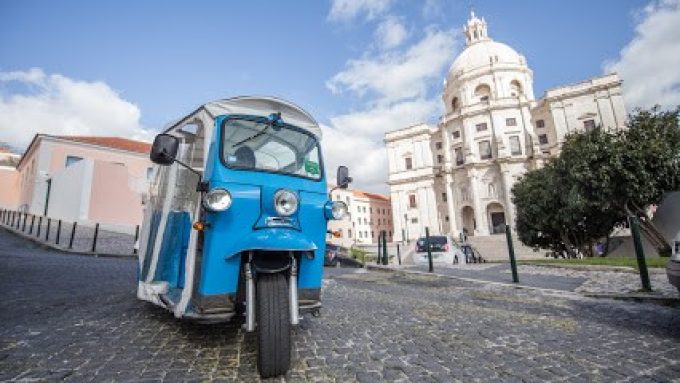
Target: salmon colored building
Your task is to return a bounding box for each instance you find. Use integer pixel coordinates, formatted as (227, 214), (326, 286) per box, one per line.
(10, 135), (152, 226)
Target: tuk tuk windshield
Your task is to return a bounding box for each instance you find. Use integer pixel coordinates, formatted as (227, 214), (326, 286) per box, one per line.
(222, 118), (322, 180)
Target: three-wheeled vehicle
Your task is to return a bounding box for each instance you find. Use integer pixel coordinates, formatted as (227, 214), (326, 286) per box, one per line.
(137, 96), (351, 377)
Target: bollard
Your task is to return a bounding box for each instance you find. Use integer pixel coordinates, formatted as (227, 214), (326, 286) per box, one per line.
(133, 225), (140, 254)
(56, 220), (62, 245)
(376, 232), (382, 265)
(425, 227), (434, 273)
(22, 213), (27, 232)
(11, 211), (16, 227)
(397, 244), (401, 265)
(46, 218), (51, 241)
(629, 216), (652, 291)
(505, 224), (519, 283)
(29, 215), (35, 234)
(91, 223), (99, 252)
(36, 216), (42, 237)
(69, 222), (77, 249)
(382, 231), (388, 265)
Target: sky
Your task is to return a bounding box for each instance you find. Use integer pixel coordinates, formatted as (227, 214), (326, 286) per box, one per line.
(1, 0), (679, 193)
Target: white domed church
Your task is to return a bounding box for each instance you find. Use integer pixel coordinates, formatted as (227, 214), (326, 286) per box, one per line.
(385, 12), (626, 242)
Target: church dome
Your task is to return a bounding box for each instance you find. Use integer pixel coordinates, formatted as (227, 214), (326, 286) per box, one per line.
(446, 12), (527, 81)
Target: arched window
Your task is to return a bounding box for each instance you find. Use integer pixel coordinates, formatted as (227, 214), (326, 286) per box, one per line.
(451, 97), (459, 111)
(474, 84), (491, 102)
(510, 80), (523, 97)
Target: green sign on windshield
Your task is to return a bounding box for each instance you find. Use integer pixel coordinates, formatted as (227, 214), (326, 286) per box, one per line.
(305, 160), (320, 175)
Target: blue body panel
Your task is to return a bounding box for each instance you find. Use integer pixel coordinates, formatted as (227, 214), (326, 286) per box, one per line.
(197, 114), (329, 296)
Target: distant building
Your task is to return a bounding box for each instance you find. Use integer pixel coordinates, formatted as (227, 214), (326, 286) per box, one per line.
(9, 135), (152, 226)
(385, 12), (627, 242)
(327, 187), (393, 247)
(0, 144), (21, 209)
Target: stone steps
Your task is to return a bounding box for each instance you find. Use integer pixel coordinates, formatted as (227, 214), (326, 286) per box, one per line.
(466, 234), (544, 260)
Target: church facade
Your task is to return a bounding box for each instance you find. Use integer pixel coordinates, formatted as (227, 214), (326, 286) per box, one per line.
(385, 12), (627, 242)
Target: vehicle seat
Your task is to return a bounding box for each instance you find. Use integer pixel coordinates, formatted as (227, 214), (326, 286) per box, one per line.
(235, 146), (256, 168)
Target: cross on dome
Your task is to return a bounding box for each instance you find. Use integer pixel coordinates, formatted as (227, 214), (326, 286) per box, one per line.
(464, 10), (489, 45)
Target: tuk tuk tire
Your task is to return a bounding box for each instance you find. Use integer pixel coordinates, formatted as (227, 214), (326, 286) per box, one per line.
(256, 272), (291, 378)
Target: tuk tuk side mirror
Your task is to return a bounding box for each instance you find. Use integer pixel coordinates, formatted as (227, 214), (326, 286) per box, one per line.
(336, 166), (352, 189)
(150, 134), (179, 165)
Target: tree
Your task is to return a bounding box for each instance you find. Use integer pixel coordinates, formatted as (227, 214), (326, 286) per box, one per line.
(513, 107), (680, 256)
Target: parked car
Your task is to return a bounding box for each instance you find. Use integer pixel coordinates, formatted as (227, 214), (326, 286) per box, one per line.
(324, 243), (349, 266)
(414, 235), (465, 265)
(666, 232), (680, 294)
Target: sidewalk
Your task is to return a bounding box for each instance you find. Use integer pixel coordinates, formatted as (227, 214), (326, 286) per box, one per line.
(367, 262), (679, 303)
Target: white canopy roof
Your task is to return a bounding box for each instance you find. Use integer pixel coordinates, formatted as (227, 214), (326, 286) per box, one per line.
(164, 96), (322, 139)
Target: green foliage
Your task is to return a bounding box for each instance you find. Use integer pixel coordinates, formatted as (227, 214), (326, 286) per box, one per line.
(520, 256), (669, 269)
(512, 107), (680, 256)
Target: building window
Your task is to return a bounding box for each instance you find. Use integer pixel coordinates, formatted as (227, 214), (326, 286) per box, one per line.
(583, 119), (596, 132)
(445, 215), (449, 222)
(348, 229), (352, 238)
(359, 231), (363, 238)
(65, 155), (83, 168)
(357, 206), (361, 213)
(435, 142), (442, 150)
(474, 84), (491, 102)
(369, 207), (372, 214)
(476, 123), (488, 132)
(411, 217), (418, 224)
(479, 140), (492, 160)
(364, 231), (368, 238)
(455, 148), (464, 166)
(409, 194), (417, 208)
(536, 119), (545, 128)
(510, 80), (523, 97)
(452, 130), (461, 139)
(146, 167), (154, 180)
(506, 118), (517, 127)
(405, 157), (413, 170)
(371, 231), (375, 238)
(437, 154), (443, 164)
(451, 97), (459, 111)
(442, 192), (447, 202)
(538, 134), (549, 145)
(509, 136), (522, 155)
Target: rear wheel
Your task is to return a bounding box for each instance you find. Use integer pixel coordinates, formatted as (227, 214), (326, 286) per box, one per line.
(256, 272), (291, 378)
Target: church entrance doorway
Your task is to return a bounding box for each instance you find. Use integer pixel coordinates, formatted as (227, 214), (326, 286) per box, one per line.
(487, 202), (506, 234)
(461, 206), (475, 237)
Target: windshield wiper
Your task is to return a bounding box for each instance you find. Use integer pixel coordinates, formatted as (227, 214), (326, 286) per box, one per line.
(231, 113), (282, 148)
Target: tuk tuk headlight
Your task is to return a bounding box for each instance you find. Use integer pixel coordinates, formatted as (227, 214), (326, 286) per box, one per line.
(203, 188), (232, 212)
(274, 189), (298, 216)
(325, 201), (348, 220)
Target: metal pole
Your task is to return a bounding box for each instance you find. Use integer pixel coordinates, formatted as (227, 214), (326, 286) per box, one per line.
(46, 218), (51, 241)
(629, 216), (652, 291)
(505, 224), (519, 283)
(69, 222), (77, 249)
(22, 213), (27, 232)
(11, 211), (16, 227)
(29, 215), (35, 234)
(426, 227), (434, 273)
(133, 225), (140, 254)
(91, 223), (99, 252)
(397, 244), (401, 265)
(382, 231), (388, 265)
(36, 216), (42, 237)
(56, 220), (62, 245)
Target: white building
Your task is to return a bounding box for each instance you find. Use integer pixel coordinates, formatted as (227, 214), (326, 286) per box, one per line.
(327, 187), (393, 247)
(385, 12), (626, 242)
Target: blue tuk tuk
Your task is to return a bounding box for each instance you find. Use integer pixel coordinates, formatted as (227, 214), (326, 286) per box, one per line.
(137, 96), (351, 377)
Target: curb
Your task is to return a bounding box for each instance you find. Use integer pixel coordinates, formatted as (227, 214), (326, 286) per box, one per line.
(365, 264), (680, 305)
(0, 225), (136, 259)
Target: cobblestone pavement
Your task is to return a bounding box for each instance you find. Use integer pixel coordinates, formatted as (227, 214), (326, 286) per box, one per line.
(407, 263), (678, 297)
(1, 228), (679, 382)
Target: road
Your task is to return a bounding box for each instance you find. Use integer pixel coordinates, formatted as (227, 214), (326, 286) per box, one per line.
(0, 228), (679, 382)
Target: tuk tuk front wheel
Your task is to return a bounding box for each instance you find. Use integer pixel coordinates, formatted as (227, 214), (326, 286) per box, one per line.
(256, 272), (291, 378)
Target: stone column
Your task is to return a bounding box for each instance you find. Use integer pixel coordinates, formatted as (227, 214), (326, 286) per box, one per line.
(445, 174), (458, 236)
(500, 165), (515, 228)
(469, 169), (489, 235)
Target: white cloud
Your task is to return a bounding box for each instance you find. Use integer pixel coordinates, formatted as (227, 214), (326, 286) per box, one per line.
(323, 27), (458, 193)
(328, 0), (394, 22)
(0, 68), (153, 149)
(605, 0), (680, 109)
(327, 28), (456, 104)
(375, 17), (408, 49)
